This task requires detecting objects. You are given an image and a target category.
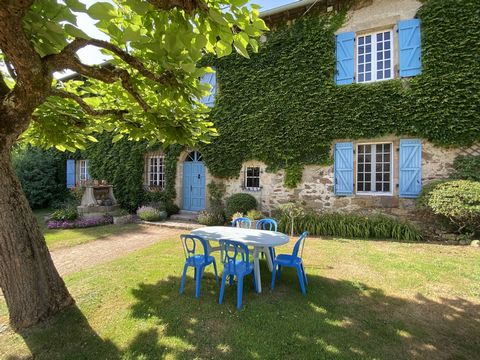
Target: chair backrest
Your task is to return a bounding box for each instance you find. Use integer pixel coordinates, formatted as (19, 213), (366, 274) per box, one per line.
(220, 240), (250, 273)
(256, 218), (278, 232)
(180, 234), (209, 261)
(292, 231), (309, 259)
(232, 217), (252, 229)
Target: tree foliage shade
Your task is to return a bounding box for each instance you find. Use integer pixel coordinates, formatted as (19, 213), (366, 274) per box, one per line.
(5, 0), (268, 151)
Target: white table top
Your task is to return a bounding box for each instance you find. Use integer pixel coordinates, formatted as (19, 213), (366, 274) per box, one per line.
(191, 226), (290, 247)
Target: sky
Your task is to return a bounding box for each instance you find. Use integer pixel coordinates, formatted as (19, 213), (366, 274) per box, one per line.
(71, 0), (298, 69)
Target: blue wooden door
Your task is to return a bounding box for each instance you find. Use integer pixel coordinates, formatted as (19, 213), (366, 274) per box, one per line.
(182, 153), (206, 211)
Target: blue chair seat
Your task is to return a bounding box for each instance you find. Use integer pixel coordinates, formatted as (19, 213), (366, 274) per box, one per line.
(271, 231), (309, 295)
(180, 235), (218, 299)
(186, 255), (215, 267)
(275, 254), (302, 266)
(224, 260), (254, 274)
(219, 240), (258, 309)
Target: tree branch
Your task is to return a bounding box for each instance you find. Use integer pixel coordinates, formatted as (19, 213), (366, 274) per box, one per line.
(45, 38), (175, 85)
(56, 59), (150, 111)
(50, 88), (128, 117)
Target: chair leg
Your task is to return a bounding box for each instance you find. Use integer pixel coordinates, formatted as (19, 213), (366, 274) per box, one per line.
(195, 266), (202, 298)
(301, 263), (308, 286)
(194, 267), (197, 281)
(229, 274), (234, 286)
(179, 264), (189, 295)
(296, 265), (306, 295)
(271, 262), (277, 290)
(237, 275), (244, 309)
(219, 272), (228, 304)
(277, 265), (282, 280)
(212, 259), (219, 283)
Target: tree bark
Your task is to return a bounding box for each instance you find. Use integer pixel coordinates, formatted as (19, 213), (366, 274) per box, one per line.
(0, 143), (74, 329)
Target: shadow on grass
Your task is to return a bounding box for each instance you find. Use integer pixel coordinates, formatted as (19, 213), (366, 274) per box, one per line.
(128, 269), (480, 359)
(8, 267), (480, 360)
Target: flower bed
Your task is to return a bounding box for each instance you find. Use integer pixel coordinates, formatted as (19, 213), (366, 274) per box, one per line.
(47, 215), (113, 229)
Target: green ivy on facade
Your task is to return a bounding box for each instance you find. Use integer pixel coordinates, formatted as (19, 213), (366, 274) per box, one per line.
(199, 0), (479, 187)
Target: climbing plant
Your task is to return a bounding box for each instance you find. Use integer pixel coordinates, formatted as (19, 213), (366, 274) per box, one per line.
(84, 134), (181, 212)
(201, 0), (480, 187)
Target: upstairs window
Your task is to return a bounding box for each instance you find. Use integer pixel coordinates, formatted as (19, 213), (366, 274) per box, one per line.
(79, 160), (90, 183)
(357, 30), (393, 83)
(200, 70), (216, 107)
(148, 155), (165, 189)
(244, 167), (260, 190)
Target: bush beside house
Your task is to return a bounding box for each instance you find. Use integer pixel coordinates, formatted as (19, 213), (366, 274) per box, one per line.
(12, 145), (67, 209)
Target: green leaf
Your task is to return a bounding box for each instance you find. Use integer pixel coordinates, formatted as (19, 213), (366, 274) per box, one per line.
(64, 24), (90, 39)
(65, 0), (87, 12)
(112, 134), (124, 143)
(87, 2), (117, 20)
(208, 9), (228, 26)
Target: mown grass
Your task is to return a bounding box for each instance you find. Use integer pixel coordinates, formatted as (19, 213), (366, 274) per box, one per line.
(1, 236), (479, 359)
(34, 209), (141, 251)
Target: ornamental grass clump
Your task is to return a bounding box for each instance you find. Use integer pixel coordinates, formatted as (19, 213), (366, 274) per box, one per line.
(136, 206), (167, 222)
(276, 209), (422, 242)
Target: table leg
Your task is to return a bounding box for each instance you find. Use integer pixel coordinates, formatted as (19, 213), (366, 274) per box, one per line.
(264, 246), (273, 271)
(253, 247), (262, 293)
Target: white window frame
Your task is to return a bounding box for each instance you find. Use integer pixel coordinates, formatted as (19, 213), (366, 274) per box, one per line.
(244, 166), (261, 191)
(356, 142), (393, 196)
(147, 155), (166, 189)
(356, 29), (394, 83)
(79, 160), (89, 183)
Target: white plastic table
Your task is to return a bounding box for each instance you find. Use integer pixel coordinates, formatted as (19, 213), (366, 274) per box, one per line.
(190, 226), (290, 293)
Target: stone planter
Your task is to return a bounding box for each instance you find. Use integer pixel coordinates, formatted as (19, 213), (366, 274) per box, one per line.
(113, 214), (136, 225)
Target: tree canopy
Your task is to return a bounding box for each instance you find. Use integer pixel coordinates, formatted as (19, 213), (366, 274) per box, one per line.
(0, 0), (267, 151)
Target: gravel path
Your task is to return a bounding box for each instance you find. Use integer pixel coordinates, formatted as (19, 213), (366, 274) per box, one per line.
(51, 225), (183, 276)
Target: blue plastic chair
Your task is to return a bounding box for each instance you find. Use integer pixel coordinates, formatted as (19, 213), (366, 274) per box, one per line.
(256, 218), (278, 260)
(232, 217), (252, 229)
(179, 234), (218, 298)
(271, 231), (308, 295)
(218, 240), (258, 309)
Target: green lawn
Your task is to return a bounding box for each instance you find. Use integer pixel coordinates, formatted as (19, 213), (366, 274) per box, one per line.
(34, 209), (142, 250)
(1, 234), (479, 359)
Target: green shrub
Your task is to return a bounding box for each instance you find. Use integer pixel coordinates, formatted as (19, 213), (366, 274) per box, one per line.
(421, 180), (480, 235)
(136, 206), (167, 222)
(50, 207), (79, 221)
(225, 193), (257, 220)
(276, 210), (422, 242)
(451, 155), (480, 181)
(165, 202), (180, 216)
(246, 209), (264, 220)
(198, 210), (225, 226)
(12, 145), (67, 209)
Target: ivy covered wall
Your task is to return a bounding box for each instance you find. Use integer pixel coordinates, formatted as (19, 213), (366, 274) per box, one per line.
(84, 134), (181, 211)
(200, 0), (480, 186)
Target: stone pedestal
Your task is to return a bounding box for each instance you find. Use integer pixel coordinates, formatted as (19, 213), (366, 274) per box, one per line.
(78, 185), (120, 218)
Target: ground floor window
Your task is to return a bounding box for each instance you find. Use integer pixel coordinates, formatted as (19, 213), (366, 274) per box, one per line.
(244, 166), (260, 190)
(148, 155), (165, 189)
(357, 143), (392, 194)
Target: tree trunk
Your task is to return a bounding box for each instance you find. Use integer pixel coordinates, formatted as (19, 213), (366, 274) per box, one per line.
(0, 146), (74, 329)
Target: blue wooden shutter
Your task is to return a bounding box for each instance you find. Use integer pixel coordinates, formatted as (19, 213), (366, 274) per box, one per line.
(200, 70), (216, 107)
(335, 32), (355, 85)
(398, 19), (422, 77)
(66, 159), (76, 188)
(399, 139), (422, 197)
(334, 142), (354, 195)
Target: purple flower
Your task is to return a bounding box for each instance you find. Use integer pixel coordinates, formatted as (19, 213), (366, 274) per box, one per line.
(47, 215), (113, 229)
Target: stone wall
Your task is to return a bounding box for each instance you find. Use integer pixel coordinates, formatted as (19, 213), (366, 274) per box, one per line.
(213, 136), (479, 217)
